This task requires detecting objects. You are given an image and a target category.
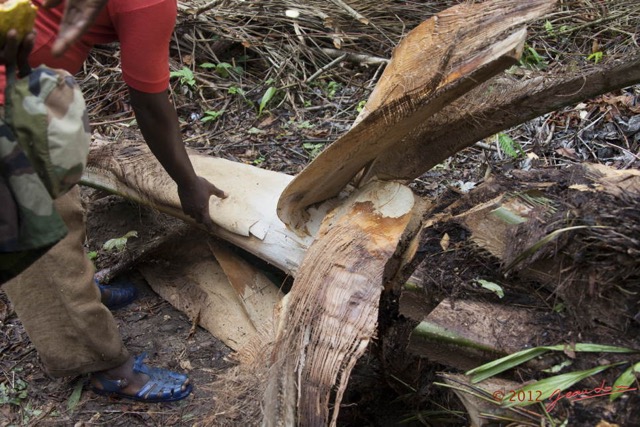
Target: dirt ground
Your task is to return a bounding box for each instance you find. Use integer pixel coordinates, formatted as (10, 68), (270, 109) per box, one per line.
(0, 192), (236, 426)
(2, 2), (640, 424)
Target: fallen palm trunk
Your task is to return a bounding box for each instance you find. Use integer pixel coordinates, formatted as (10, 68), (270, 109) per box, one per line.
(138, 235), (283, 351)
(358, 53), (640, 184)
(439, 373), (541, 427)
(406, 299), (550, 371)
(82, 140), (333, 276)
(263, 181), (421, 426)
(277, 0), (556, 230)
(426, 164), (640, 330)
(80, 1), (640, 424)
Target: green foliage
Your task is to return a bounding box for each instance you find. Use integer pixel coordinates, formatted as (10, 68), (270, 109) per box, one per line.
(466, 343), (637, 384)
(202, 110), (225, 122)
(258, 86), (277, 116)
(228, 86), (246, 96)
(253, 155), (266, 166)
(611, 361), (640, 401)
(87, 251), (98, 261)
(505, 226), (605, 271)
(544, 20), (555, 36)
(587, 51), (603, 64)
(553, 302), (566, 313)
(303, 142), (325, 159)
(170, 67), (196, 87)
(503, 364), (623, 408)
(103, 230), (138, 253)
(0, 377), (28, 405)
(356, 100), (367, 113)
(297, 121), (314, 129)
(497, 132), (524, 158)
(543, 360), (573, 374)
(311, 80), (342, 99)
(200, 62), (243, 78)
(326, 81), (341, 99)
(520, 45), (548, 69)
(476, 279), (504, 298)
(67, 378), (84, 413)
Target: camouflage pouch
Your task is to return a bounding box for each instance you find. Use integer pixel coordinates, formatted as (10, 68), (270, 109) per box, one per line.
(0, 66), (91, 284)
(7, 65), (91, 198)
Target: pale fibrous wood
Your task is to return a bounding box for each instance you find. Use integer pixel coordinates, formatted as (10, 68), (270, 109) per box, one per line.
(359, 53), (640, 184)
(352, 0), (557, 125)
(82, 140), (334, 276)
(276, 0), (556, 232)
(138, 239), (274, 351)
(262, 181), (418, 427)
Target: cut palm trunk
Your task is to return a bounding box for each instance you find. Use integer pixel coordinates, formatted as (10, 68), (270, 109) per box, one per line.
(78, 0), (640, 424)
(263, 181), (420, 426)
(408, 163), (640, 333)
(406, 299), (555, 371)
(83, 140), (333, 276)
(277, 0), (557, 231)
(138, 235), (283, 351)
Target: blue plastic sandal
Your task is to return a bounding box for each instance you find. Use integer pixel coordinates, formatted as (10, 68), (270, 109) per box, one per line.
(91, 353), (192, 403)
(96, 278), (138, 310)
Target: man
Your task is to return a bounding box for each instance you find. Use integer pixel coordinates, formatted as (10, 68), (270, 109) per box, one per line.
(1, 0), (227, 402)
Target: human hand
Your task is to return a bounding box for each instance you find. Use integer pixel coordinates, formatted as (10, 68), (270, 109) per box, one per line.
(42, 0), (108, 56)
(0, 29), (35, 77)
(177, 176), (228, 228)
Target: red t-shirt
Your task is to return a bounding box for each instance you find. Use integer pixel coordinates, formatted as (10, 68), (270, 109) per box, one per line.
(0, 0), (176, 104)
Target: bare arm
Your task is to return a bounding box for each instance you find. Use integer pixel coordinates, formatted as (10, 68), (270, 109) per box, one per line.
(42, 0), (108, 56)
(128, 87), (227, 227)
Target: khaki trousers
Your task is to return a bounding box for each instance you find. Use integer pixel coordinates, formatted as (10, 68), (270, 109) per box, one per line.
(2, 186), (129, 377)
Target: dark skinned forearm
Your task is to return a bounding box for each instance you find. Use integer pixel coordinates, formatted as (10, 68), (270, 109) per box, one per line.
(128, 87), (198, 188)
(127, 87), (227, 227)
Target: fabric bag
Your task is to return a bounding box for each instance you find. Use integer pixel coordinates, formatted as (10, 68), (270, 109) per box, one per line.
(0, 65), (91, 284)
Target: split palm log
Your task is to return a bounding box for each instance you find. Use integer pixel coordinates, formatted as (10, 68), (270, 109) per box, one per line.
(82, 140), (333, 276)
(359, 53), (640, 184)
(83, 2), (558, 425)
(138, 236), (283, 351)
(277, 0), (557, 232)
(263, 182), (422, 427)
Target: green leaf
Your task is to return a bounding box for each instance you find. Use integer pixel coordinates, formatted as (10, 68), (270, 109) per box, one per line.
(490, 206), (526, 225)
(587, 51), (603, 64)
(103, 231), (138, 253)
(67, 378), (84, 412)
(543, 360), (573, 374)
(502, 363), (624, 408)
(258, 86), (277, 116)
(505, 226), (607, 271)
(302, 142), (325, 159)
(610, 361), (640, 401)
(87, 251), (98, 261)
(201, 110), (224, 122)
(228, 86), (246, 96)
(544, 20), (554, 36)
(467, 347), (550, 383)
(497, 133), (522, 158)
(476, 279), (504, 298)
(170, 67), (196, 87)
(199, 62), (216, 69)
(467, 343), (637, 383)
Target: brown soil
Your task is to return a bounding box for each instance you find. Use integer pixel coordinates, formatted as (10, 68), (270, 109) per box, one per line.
(2, 2), (640, 425)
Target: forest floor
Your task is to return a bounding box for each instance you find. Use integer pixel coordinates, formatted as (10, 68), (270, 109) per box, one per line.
(2, 1), (640, 426)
